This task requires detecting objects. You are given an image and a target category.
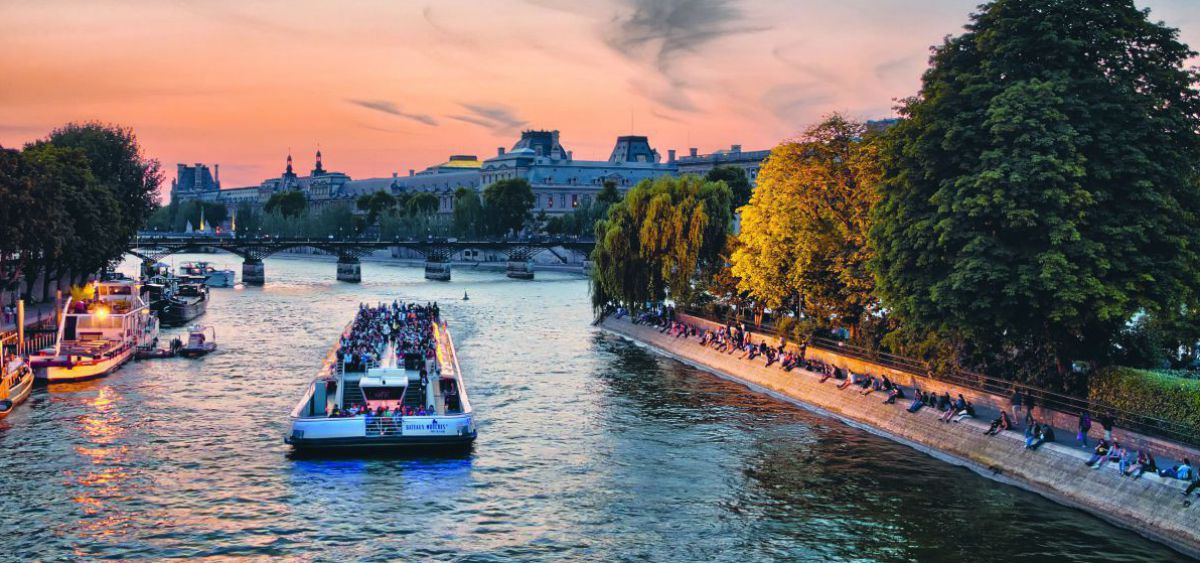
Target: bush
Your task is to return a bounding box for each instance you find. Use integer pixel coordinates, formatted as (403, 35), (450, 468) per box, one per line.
(1089, 366), (1200, 432)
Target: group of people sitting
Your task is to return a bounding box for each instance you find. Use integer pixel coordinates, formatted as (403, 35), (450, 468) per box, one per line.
(330, 403), (435, 418)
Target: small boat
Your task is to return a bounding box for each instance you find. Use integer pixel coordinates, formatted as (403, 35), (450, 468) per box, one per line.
(29, 279), (155, 383)
(179, 262), (236, 288)
(286, 302), (475, 452)
(0, 337), (35, 419)
(179, 325), (217, 358)
(463, 291), (469, 301)
(159, 283), (208, 327)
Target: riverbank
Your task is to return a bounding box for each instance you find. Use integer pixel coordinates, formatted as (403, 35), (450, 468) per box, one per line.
(601, 316), (1200, 559)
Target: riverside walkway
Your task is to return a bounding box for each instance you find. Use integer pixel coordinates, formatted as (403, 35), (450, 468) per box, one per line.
(601, 313), (1200, 559)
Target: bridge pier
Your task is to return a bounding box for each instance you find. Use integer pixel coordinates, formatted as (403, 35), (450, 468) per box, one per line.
(582, 259), (593, 275)
(424, 260), (451, 281)
(242, 258), (265, 285)
(505, 260), (534, 280)
(336, 256), (362, 283)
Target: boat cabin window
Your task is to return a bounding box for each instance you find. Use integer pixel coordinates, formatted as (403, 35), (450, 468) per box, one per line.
(362, 387), (405, 402)
(99, 285), (133, 297)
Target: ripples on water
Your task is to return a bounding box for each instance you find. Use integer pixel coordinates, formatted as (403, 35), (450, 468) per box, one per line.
(0, 256), (1186, 561)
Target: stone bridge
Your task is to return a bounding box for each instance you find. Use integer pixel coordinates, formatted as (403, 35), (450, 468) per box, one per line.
(128, 235), (595, 284)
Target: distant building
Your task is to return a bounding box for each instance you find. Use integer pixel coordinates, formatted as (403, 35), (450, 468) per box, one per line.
(675, 144), (772, 186)
(172, 131), (770, 217)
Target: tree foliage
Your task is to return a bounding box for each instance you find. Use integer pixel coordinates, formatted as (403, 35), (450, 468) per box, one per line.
(705, 165), (753, 209)
(591, 175), (732, 312)
(868, 0), (1200, 386)
(482, 178), (535, 235)
(406, 191), (439, 216)
(356, 190), (396, 225)
(732, 115), (881, 331)
(452, 187), (484, 238)
(265, 190), (307, 218)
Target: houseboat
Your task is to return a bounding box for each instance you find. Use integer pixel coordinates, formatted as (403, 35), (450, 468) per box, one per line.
(158, 282), (208, 327)
(0, 336), (34, 419)
(179, 261), (236, 288)
(29, 280), (156, 383)
(286, 302), (475, 451)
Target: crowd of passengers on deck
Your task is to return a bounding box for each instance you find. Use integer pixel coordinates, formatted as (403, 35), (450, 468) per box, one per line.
(336, 301), (440, 372)
(622, 306), (1200, 496)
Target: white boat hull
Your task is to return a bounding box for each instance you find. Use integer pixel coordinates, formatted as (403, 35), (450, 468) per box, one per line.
(38, 347), (134, 383)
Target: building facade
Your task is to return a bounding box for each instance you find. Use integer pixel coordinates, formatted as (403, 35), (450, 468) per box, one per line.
(172, 131), (768, 217)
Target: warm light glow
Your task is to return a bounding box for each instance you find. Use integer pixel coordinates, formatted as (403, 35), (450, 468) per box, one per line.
(94, 306), (108, 320)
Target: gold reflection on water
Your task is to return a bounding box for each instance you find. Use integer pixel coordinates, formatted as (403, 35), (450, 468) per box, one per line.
(63, 385), (135, 538)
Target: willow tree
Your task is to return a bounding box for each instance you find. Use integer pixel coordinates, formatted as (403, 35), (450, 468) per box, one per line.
(869, 0), (1200, 385)
(591, 175), (732, 313)
(731, 115), (881, 333)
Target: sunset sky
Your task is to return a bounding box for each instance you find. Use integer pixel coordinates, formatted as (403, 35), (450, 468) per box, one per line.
(3, 0), (1197, 194)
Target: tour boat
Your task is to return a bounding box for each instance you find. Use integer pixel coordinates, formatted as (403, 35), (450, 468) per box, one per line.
(29, 280), (155, 383)
(158, 283), (208, 327)
(0, 337), (34, 419)
(179, 325), (217, 358)
(286, 307), (475, 451)
(179, 261), (236, 287)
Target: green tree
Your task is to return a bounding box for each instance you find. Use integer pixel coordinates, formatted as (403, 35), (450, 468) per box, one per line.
(452, 187), (484, 238)
(233, 203), (260, 237)
(265, 190), (307, 218)
(0, 147), (36, 293)
(732, 115), (881, 333)
(46, 122), (162, 242)
(356, 190), (397, 225)
(482, 178), (535, 235)
(869, 0), (1200, 386)
(705, 165), (753, 209)
(591, 175), (732, 312)
(406, 191), (439, 216)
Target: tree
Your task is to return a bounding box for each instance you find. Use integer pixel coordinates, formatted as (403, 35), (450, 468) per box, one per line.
(452, 187), (484, 238)
(356, 190), (396, 225)
(406, 192), (439, 216)
(731, 115), (881, 333)
(591, 174), (733, 312)
(265, 190), (307, 218)
(869, 0), (1200, 386)
(46, 122), (162, 243)
(705, 165), (753, 209)
(482, 178), (535, 235)
(0, 147), (35, 294)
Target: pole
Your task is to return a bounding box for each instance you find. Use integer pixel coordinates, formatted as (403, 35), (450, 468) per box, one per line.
(55, 290), (62, 327)
(16, 299), (24, 354)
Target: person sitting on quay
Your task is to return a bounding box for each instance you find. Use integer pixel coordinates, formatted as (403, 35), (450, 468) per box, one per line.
(936, 392), (952, 412)
(906, 390), (925, 413)
(1084, 440), (1111, 467)
(1123, 450), (1154, 478)
(1096, 442), (1127, 470)
(883, 384), (905, 405)
(952, 401), (976, 422)
(836, 369), (856, 390)
(940, 394), (967, 423)
(984, 412), (1014, 436)
(1159, 458), (1193, 481)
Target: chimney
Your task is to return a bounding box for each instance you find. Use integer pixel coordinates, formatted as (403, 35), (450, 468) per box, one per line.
(668, 149), (676, 163)
(689, 147), (698, 157)
(567, 150), (573, 160)
(214, 164), (220, 185)
(731, 144), (742, 153)
(393, 172), (398, 178)
(408, 169), (415, 176)
(498, 147), (506, 156)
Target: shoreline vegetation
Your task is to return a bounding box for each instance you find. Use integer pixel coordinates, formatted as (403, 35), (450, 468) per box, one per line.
(589, 0), (1200, 450)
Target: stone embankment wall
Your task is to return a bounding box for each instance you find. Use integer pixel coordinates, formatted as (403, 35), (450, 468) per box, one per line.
(602, 316), (1200, 559)
(677, 313), (1200, 465)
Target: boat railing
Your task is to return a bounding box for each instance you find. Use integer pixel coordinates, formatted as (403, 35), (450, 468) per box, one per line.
(364, 416), (403, 436)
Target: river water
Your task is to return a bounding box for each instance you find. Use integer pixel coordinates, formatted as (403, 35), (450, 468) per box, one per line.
(0, 256), (1185, 561)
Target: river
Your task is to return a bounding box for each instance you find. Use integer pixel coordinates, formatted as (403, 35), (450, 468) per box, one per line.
(0, 255), (1186, 561)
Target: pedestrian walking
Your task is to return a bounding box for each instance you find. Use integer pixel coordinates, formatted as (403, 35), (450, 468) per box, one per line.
(1023, 391), (1037, 427)
(1077, 411), (1092, 448)
(1099, 412), (1116, 442)
(1010, 387), (1023, 420)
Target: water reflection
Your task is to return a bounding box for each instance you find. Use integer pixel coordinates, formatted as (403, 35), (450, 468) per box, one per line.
(0, 255), (1187, 561)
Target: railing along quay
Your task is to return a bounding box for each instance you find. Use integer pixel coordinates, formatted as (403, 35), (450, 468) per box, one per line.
(680, 307), (1200, 449)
